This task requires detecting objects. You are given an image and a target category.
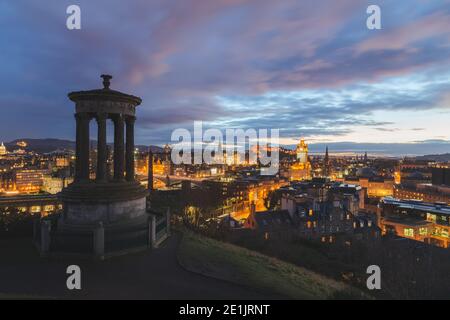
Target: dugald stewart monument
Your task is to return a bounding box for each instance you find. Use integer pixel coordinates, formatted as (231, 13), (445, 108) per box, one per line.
(35, 75), (170, 259)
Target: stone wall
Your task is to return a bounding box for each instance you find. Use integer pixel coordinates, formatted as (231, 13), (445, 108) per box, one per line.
(65, 197), (146, 225)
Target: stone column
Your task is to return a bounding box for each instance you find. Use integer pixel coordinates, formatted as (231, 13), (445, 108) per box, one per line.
(113, 114), (125, 181)
(74, 113), (82, 181)
(96, 113), (108, 182)
(76, 113), (90, 181)
(125, 116), (136, 182)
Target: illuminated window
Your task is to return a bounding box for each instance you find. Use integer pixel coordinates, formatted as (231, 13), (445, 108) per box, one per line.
(427, 213), (436, 222)
(419, 228), (427, 236)
(404, 228), (414, 237)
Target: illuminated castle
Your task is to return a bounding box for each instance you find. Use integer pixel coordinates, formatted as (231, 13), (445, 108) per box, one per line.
(289, 138), (311, 181)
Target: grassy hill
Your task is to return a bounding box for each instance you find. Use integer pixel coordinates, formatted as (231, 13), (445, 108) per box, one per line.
(177, 230), (368, 300)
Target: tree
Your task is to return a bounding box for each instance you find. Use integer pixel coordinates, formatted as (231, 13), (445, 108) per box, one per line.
(0, 207), (34, 238)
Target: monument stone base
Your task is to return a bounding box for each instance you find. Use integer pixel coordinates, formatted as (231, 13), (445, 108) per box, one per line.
(34, 181), (171, 260)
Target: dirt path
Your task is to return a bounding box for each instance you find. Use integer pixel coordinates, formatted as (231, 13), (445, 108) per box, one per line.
(0, 233), (279, 299)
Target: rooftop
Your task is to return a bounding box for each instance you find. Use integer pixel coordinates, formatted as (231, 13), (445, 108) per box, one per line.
(382, 197), (450, 216)
(68, 74), (142, 106)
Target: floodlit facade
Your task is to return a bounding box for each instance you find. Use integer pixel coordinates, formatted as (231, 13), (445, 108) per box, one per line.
(379, 197), (450, 248)
(289, 139), (311, 181)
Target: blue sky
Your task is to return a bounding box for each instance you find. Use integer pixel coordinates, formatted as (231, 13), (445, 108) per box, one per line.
(0, 0), (449, 155)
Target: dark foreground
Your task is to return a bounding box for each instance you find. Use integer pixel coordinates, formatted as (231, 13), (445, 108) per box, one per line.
(0, 233), (280, 299)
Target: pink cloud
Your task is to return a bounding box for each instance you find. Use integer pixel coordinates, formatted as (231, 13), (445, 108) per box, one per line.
(355, 11), (450, 55)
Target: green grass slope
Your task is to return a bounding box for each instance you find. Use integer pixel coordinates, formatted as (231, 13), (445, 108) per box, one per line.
(177, 230), (368, 300)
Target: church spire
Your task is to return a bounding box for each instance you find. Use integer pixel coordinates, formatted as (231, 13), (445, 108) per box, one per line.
(323, 146), (330, 177)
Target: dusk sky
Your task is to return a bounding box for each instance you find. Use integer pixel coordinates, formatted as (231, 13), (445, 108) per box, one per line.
(1, 0), (450, 155)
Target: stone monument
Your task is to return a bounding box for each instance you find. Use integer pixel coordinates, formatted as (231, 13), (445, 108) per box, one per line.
(59, 74), (148, 224)
(36, 75), (169, 259)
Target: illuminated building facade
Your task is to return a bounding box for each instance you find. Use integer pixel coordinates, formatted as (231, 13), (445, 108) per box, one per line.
(134, 151), (172, 178)
(296, 139), (308, 162)
(0, 142), (7, 156)
(42, 175), (68, 194)
(379, 197), (450, 248)
(14, 169), (45, 193)
(0, 194), (61, 216)
(0, 171), (15, 193)
(16, 141), (27, 148)
(153, 158), (170, 176)
(135, 154), (148, 176)
(203, 176), (286, 218)
(398, 159), (432, 186)
(394, 184), (450, 205)
(393, 168), (450, 204)
(289, 139), (311, 181)
(55, 156), (70, 168)
(344, 176), (394, 198)
(245, 180), (377, 242)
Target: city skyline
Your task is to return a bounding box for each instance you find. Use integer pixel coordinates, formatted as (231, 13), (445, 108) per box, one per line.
(2, 1), (450, 302)
(1, 1), (450, 153)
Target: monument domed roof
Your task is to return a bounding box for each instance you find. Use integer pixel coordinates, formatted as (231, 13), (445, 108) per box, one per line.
(68, 75), (142, 106)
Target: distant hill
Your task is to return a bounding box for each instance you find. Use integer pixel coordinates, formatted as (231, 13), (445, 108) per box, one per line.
(5, 139), (75, 154)
(5, 138), (163, 154)
(415, 153), (450, 162)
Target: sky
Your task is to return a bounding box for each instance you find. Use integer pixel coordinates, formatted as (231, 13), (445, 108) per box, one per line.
(0, 0), (450, 155)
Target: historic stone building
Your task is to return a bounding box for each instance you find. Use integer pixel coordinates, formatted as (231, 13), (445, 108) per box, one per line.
(36, 75), (170, 259)
(0, 142), (7, 156)
(289, 139), (312, 181)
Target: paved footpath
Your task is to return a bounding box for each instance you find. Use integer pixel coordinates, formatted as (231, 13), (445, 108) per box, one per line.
(0, 233), (280, 299)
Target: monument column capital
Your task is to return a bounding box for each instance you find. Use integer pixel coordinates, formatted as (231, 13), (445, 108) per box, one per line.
(125, 115), (136, 124)
(95, 112), (108, 122)
(75, 112), (92, 121)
